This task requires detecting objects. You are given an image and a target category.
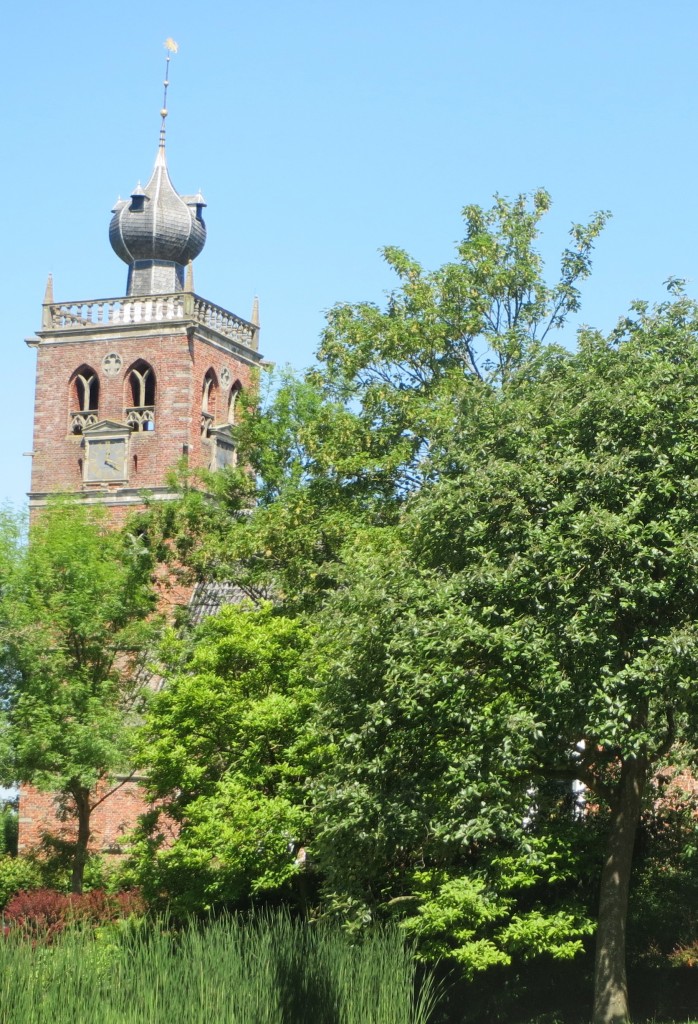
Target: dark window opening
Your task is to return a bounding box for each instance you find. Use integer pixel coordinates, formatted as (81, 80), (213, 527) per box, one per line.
(70, 367), (99, 435)
(228, 382), (242, 425)
(202, 370), (217, 437)
(126, 361), (156, 432)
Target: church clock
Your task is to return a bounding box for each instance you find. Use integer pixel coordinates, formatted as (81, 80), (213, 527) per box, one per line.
(83, 421), (130, 483)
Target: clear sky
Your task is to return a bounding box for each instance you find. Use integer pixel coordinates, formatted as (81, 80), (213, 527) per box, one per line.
(2, 0), (698, 506)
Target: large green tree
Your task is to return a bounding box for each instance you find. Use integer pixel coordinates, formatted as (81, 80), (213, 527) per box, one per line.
(136, 193), (697, 1020)
(311, 295), (698, 1023)
(0, 502), (157, 892)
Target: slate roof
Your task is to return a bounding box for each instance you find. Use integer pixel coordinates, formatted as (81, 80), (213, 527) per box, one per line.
(187, 580), (250, 625)
(109, 142), (206, 268)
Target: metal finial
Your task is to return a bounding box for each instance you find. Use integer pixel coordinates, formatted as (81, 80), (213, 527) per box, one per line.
(159, 39), (179, 149)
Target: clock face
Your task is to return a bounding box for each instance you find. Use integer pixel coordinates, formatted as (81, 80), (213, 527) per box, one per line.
(85, 438), (127, 482)
(214, 438), (235, 470)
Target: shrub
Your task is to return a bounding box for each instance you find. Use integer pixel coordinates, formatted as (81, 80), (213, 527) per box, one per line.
(0, 856), (41, 910)
(3, 887), (144, 943)
(668, 940), (698, 969)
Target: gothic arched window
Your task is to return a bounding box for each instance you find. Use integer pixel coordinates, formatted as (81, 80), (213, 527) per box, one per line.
(228, 381), (242, 425)
(70, 365), (100, 435)
(126, 360), (156, 432)
(201, 369), (218, 437)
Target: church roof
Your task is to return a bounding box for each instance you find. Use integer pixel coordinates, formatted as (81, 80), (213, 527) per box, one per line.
(109, 141), (206, 267)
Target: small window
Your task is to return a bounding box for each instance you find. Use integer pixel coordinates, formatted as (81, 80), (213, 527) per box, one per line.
(201, 369), (218, 437)
(126, 360), (156, 432)
(228, 381), (242, 425)
(70, 366), (99, 435)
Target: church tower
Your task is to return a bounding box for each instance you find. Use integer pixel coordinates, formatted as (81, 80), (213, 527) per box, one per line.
(19, 57), (262, 855)
(27, 63), (262, 523)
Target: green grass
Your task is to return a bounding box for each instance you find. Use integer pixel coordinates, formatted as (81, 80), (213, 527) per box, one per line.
(0, 911), (439, 1023)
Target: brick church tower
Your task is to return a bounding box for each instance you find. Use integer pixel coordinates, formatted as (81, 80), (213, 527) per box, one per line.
(28, 114), (262, 523)
(19, 74), (263, 855)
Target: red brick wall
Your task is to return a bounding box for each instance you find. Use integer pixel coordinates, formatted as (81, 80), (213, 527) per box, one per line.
(18, 781), (151, 856)
(20, 321), (259, 856)
(30, 329), (257, 502)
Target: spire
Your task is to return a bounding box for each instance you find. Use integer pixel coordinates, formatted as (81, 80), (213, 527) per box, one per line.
(251, 295), (260, 327)
(108, 39), (207, 296)
(159, 39), (178, 152)
(185, 260), (194, 293)
(43, 273), (54, 305)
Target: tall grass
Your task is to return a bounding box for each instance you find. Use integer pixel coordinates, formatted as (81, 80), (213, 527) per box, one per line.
(0, 911), (439, 1023)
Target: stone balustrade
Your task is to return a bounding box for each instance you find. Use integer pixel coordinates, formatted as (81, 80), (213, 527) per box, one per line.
(43, 292), (258, 350)
(191, 296), (257, 348)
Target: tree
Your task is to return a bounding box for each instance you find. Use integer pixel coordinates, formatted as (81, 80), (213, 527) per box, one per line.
(140, 192), (683, 1017)
(316, 188), (608, 492)
(132, 602), (323, 914)
(143, 191), (608, 614)
(0, 502), (157, 893)
(311, 296), (698, 1023)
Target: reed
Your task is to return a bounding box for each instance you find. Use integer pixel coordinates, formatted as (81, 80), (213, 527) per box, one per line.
(0, 911), (439, 1023)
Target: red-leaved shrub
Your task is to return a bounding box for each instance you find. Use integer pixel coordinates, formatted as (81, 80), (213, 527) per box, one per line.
(3, 887), (144, 943)
(668, 940), (698, 969)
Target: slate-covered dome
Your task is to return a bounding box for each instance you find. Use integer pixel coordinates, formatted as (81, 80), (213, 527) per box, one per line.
(109, 141), (206, 295)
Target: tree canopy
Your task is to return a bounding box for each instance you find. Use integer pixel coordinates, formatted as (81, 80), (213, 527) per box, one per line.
(129, 194), (697, 1022)
(0, 501), (157, 892)
(133, 602), (323, 914)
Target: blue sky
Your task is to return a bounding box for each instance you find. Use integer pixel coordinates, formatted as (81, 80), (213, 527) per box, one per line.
(2, 0), (698, 506)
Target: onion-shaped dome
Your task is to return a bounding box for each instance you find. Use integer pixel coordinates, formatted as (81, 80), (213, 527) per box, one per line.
(109, 143), (206, 291)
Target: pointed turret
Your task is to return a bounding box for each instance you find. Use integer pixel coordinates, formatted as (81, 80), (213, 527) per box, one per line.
(184, 260), (194, 293)
(41, 273), (54, 329)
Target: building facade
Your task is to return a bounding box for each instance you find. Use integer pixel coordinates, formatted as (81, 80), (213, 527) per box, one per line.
(19, 114), (262, 855)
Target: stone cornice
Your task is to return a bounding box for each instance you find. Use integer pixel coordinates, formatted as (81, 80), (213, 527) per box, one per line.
(28, 486), (178, 509)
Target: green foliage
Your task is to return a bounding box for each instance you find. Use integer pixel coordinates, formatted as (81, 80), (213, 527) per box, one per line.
(319, 190), (608, 393)
(133, 603), (324, 913)
(0, 913), (439, 1024)
(0, 801), (18, 856)
(316, 191), (608, 504)
(627, 764), (698, 965)
(0, 500), (157, 790)
(0, 500), (158, 890)
(303, 295), (698, 1024)
(400, 846), (593, 978)
(0, 854), (41, 909)
(130, 195), (698, 1017)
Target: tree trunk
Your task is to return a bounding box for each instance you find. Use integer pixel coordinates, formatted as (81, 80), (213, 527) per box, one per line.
(592, 756), (646, 1024)
(70, 787), (91, 895)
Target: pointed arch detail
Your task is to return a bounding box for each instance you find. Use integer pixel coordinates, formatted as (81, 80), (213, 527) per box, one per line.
(69, 364), (100, 434)
(227, 380), (243, 425)
(125, 359), (156, 432)
(201, 368), (218, 437)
